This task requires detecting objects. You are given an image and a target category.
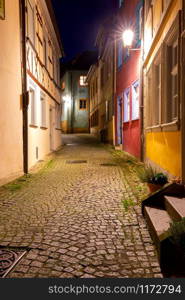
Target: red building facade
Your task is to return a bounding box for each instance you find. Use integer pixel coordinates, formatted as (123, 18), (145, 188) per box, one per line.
(115, 0), (143, 158)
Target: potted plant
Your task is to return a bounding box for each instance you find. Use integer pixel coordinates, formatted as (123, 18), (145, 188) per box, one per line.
(136, 165), (168, 193)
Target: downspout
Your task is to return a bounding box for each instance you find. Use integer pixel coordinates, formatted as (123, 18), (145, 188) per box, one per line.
(20, 0), (29, 173)
(139, 2), (145, 162)
(113, 32), (117, 146)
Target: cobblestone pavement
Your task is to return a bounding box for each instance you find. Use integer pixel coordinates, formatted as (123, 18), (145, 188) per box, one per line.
(0, 134), (162, 278)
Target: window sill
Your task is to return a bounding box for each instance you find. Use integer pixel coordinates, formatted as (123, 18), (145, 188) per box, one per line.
(40, 126), (48, 130)
(145, 120), (179, 132)
(29, 124), (38, 128)
(55, 128), (62, 131)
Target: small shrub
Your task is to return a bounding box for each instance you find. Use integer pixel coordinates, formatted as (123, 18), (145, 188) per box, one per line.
(169, 218), (185, 253)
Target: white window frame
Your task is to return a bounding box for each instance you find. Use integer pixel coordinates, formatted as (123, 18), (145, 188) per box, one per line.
(29, 87), (37, 126)
(131, 80), (139, 120)
(123, 88), (130, 123)
(40, 93), (47, 128)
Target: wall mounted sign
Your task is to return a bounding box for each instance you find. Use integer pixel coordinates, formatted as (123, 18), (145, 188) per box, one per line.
(0, 0), (5, 20)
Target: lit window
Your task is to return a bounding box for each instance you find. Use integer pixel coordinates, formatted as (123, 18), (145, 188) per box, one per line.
(79, 76), (87, 86)
(79, 99), (87, 110)
(62, 81), (65, 90)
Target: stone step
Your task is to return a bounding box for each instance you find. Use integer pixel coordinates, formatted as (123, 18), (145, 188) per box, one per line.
(165, 196), (185, 222)
(144, 206), (172, 255)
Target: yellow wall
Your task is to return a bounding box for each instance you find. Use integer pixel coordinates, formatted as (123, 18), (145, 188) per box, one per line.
(146, 131), (181, 177)
(0, 0), (24, 185)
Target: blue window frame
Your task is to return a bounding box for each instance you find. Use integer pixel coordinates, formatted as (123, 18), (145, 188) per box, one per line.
(135, 0), (143, 48)
(117, 40), (123, 69)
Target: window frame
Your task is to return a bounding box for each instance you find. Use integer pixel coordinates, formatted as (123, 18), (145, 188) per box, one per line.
(79, 99), (87, 110)
(40, 92), (47, 128)
(123, 87), (130, 123)
(29, 87), (37, 127)
(79, 76), (87, 87)
(131, 80), (140, 121)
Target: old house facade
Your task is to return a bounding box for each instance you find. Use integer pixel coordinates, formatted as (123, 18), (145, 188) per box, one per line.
(143, 0), (182, 179)
(0, 0), (63, 185)
(0, 0), (23, 185)
(61, 51), (97, 134)
(25, 0), (63, 169)
(115, 0), (143, 158)
(87, 20), (115, 144)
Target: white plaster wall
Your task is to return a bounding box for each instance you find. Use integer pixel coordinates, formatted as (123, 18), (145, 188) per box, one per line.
(0, 0), (23, 184)
(27, 76), (61, 169)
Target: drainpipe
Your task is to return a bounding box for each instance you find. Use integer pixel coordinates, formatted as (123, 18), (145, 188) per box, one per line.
(139, 3), (145, 162)
(20, 0), (29, 173)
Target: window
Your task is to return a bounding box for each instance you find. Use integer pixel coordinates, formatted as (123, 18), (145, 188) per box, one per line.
(43, 38), (47, 67)
(165, 37), (178, 123)
(91, 110), (99, 127)
(146, 51), (162, 127)
(145, 18), (179, 129)
(40, 93), (46, 127)
(27, 0), (35, 45)
(79, 99), (87, 110)
(119, 0), (124, 8)
(145, 0), (152, 18)
(36, 6), (43, 61)
(48, 40), (53, 76)
(162, 0), (171, 12)
(117, 40), (123, 68)
(61, 81), (65, 90)
(123, 88), (130, 122)
(55, 103), (61, 129)
(29, 88), (37, 126)
(79, 76), (87, 86)
(132, 81), (139, 120)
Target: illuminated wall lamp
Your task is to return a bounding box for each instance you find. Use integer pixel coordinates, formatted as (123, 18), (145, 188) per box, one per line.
(122, 29), (140, 53)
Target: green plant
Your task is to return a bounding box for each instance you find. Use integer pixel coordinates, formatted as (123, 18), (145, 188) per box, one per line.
(122, 198), (135, 211)
(169, 218), (185, 253)
(136, 165), (168, 185)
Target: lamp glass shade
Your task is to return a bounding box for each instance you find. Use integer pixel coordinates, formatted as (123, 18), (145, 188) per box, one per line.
(122, 29), (134, 47)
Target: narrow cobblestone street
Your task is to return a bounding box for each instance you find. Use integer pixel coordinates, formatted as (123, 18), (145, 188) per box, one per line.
(0, 134), (162, 278)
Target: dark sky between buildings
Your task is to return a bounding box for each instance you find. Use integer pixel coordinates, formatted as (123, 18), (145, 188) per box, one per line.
(52, 0), (118, 61)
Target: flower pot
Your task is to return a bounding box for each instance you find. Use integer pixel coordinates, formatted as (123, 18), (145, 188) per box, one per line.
(147, 183), (164, 193)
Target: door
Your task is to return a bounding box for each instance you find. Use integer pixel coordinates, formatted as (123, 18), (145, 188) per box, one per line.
(117, 96), (122, 145)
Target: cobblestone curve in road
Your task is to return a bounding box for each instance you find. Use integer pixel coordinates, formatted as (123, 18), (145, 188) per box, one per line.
(0, 134), (162, 278)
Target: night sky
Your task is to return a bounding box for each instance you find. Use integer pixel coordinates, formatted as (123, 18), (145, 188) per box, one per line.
(52, 0), (118, 62)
